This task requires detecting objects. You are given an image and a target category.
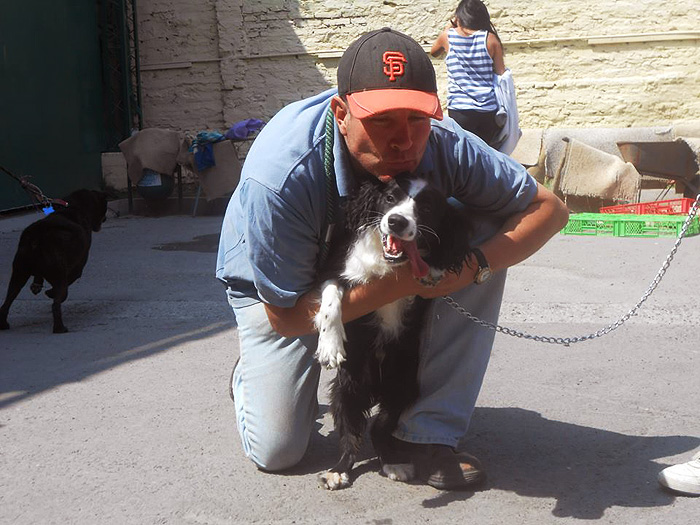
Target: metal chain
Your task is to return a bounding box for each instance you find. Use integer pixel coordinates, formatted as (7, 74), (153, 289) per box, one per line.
(443, 192), (700, 347)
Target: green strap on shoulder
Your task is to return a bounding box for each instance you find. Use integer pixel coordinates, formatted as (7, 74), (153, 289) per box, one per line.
(319, 107), (340, 268)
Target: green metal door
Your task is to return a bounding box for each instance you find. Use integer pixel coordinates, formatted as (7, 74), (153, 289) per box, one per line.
(0, 1), (106, 211)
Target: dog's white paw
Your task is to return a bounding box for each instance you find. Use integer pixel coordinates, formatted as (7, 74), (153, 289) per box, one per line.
(314, 280), (346, 369)
(318, 470), (351, 490)
(382, 463), (415, 482)
(316, 324), (346, 369)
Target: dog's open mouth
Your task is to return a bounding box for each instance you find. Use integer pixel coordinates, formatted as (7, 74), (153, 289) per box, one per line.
(382, 234), (429, 278)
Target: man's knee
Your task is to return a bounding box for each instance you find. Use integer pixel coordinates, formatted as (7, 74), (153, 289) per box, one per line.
(247, 433), (310, 472)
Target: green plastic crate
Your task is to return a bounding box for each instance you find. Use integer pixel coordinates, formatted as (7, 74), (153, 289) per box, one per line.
(561, 213), (700, 238)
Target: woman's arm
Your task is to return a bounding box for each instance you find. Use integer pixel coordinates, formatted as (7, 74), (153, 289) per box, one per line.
(487, 32), (506, 75)
(430, 23), (452, 57)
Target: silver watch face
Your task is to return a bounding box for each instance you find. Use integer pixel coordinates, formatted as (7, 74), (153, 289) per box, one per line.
(475, 267), (492, 284)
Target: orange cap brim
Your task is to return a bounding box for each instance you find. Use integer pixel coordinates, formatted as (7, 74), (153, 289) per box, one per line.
(346, 89), (443, 120)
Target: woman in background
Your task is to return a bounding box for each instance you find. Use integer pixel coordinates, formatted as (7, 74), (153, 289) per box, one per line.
(431, 0), (506, 146)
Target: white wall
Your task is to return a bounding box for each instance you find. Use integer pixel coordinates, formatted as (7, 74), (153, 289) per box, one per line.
(135, 0), (700, 132)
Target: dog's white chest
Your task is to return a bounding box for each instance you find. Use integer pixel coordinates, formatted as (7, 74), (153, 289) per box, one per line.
(341, 230), (414, 338)
(315, 228), (416, 368)
(341, 230), (392, 284)
(375, 297), (414, 339)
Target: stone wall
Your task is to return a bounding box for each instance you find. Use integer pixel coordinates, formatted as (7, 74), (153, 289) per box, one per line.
(135, 0), (700, 133)
(137, 0), (224, 131)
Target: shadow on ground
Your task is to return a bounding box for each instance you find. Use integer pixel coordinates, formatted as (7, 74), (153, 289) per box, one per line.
(467, 407), (696, 517)
(284, 405), (699, 517)
(0, 319), (232, 411)
(0, 215), (232, 411)
(152, 233), (220, 253)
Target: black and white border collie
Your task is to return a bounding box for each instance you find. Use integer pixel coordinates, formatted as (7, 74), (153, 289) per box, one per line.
(314, 172), (473, 490)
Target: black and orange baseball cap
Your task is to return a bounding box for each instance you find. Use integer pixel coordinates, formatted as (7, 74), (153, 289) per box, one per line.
(337, 28), (443, 120)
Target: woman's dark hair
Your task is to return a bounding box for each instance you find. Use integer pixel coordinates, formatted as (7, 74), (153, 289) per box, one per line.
(454, 0), (501, 43)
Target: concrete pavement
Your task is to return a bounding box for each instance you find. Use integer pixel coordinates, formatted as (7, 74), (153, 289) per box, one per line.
(1, 206), (698, 524)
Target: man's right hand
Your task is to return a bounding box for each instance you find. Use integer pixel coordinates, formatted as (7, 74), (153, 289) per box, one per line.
(393, 261), (476, 300)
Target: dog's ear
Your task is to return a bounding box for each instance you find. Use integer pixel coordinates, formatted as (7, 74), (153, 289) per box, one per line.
(64, 189), (108, 231)
(343, 177), (384, 232)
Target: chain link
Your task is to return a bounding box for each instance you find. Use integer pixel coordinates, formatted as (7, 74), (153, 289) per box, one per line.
(443, 192), (700, 347)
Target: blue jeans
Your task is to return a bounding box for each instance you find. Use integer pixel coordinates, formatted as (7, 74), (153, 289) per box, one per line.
(228, 270), (506, 471)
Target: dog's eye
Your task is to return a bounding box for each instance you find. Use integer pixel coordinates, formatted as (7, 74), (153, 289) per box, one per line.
(385, 194), (396, 204)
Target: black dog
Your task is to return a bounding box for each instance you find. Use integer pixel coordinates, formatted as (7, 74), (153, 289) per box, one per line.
(315, 173), (473, 490)
(0, 189), (107, 333)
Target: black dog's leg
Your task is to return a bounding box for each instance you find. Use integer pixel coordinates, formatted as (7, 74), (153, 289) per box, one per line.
(371, 405), (416, 483)
(66, 261), (86, 286)
(46, 264), (83, 299)
(0, 267), (32, 330)
(371, 301), (426, 483)
(30, 276), (44, 295)
(50, 284), (69, 334)
(318, 367), (373, 490)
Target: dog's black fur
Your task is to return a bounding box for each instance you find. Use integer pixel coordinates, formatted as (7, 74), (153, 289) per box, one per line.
(0, 189), (108, 333)
(316, 173), (473, 489)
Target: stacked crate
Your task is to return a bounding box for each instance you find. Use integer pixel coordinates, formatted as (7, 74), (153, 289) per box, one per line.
(561, 198), (699, 238)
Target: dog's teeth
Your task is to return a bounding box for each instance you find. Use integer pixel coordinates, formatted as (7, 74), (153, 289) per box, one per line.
(382, 234), (404, 258)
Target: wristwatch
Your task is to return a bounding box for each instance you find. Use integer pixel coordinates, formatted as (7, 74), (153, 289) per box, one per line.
(472, 247), (492, 285)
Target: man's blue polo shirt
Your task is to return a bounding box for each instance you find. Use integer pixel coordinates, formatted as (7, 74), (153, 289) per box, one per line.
(216, 88), (538, 308)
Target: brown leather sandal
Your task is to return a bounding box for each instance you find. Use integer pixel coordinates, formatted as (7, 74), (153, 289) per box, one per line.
(411, 444), (486, 490)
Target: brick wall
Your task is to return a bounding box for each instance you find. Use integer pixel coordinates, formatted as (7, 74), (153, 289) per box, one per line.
(136, 0), (700, 133)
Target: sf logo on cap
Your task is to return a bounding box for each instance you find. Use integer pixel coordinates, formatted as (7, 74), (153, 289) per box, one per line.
(383, 51), (407, 82)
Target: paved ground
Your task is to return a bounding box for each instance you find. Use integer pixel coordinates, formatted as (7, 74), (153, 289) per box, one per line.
(1, 205), (698, 524)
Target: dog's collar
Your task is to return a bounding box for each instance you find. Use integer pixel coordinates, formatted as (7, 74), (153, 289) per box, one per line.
(41, 198), (69, 216)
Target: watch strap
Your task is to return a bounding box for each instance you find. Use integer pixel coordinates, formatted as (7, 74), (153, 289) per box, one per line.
(472, 247), (488, 270)
(471, 247), (492, 285)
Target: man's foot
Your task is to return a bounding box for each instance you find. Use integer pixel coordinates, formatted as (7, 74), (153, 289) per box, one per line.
(414, 444), (485, 490)
(658, 451), (700, 496)
(386, 439), (485, 490)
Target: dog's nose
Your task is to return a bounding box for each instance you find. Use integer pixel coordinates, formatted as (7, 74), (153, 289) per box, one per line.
(387, 214), (409, 233)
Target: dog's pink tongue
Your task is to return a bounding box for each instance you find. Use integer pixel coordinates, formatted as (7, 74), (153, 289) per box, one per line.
(403, 240), (429, 278)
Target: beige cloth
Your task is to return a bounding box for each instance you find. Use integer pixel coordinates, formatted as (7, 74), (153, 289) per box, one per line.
(119, 128), (187, 184)
(672, 121), (700, 139)
(543, 127), (674, 185)
(511, 128), (544, 167)
(187, 140), (242, 201)
(555, 138), (641, 202)
(119, 129), (241, 199)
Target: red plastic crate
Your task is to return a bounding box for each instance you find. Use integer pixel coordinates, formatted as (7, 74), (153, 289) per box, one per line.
(600, 198), (694, 215)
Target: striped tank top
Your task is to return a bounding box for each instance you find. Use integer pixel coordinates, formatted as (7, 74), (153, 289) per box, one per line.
(446, 29), (498, 112)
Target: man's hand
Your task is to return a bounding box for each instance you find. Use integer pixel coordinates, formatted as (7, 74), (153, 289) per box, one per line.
(266, 183), (567, 338)
(393, 261), (476, 299)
